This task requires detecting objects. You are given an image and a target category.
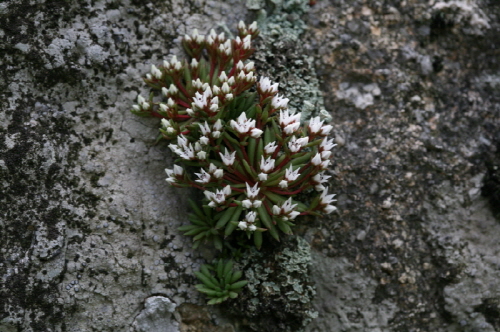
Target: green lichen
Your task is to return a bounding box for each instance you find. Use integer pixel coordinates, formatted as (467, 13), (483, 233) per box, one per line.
(250, 0), (332, 123)
(231, 236), (318, 332)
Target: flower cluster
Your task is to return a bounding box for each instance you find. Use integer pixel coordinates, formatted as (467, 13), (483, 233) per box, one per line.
(131, 22), (336, 250)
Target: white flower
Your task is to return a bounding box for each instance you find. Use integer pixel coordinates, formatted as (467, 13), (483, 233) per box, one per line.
(245, 182), (260, 199)
(167, 98), (175, 108)
(165, 165), (183, 183)
(203, 86), (213, 97)
(284, 122), (300, 135)
(260, 156), (275, 173)
(243, 35), (252, 49)
(132, 105), (140, 111)
(320, 125), (333, 135)
(192, 91), (208, 109)
(242, 200), (253, 209)
(258, 173), (268, 181)
(288, 136), (309, 153)
(151, 65), (162, 79)
(320, 137), (336, 151)
(209, 104), (219, 113)
(219, 71), (228, 82)
(199, 122), (211, 135)
(245, 71), (255, 82)
(236, 60), (244, 70)
(250, 128), (263, 138)
(205, 185), (231, 207)
(222, 185), (232, 196)
(213, 169), (224, 179)
(259, 76), (279, 94)
(221, 82), (231, 94)
(136, 94), (147, 104)
(199, 137), (209, 145)
(273, 198), (300, 220)
(220, 149), (236, 166)
(245, 62), (255, 71)
(320, 160), (330, 169)
(319, 188), (336, 205)
(324, 205), (337, 213)
(186, 108), (195, 116)
(169, 141), (195, 160)
(312, 172), (331, 184)
(212, 131), (221, 138)
(191, 29), (204, 44)
(177, 134), (189, 147)
(281, 198), (298, 214)
(169, 84), (179, 95)
(321, 150), (332, 159)
(161, 118), (170, 128)
(248, 225), (257, 232)
(197, 151), (207, 160)
(225, 93), (233, 100)
(227, 77), (235, 85)
(245, 211), (257, 223)
(213, 119), (223, 131)
(238, 221), (248, 230)
(222, 40), (232, 56)
(171, 165), (182, 176)
(272, 95), (289, 109)
(311, 153), (322, 166)
(279, 180), (288, 188)
(252, 200), (262, 208)
(195, 169), (211, 184)
(238, 21), (246, 30)
(192, 78), (203, 89)
(308, 117), (323, 134)
(191, 58), (199, 68)
(264, 142), (278, 154)
(230, 113), (256, 134)
(249, 21), (257, 32)
(279, 109), (301, 127)
(315, 184), (326, 192)
(209, 163), (218, 173)
(213, 85), (221, 95)
(285, 165), (300, 182)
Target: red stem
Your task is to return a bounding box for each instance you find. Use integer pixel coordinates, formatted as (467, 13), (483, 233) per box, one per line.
(231, 187), (245, 193)
(150, 111), (168, 119)
(268, 187), (304, 195)
(176, 100), (191, 109)
(174, 79), (191, 100)
(275, 156), (291, 171)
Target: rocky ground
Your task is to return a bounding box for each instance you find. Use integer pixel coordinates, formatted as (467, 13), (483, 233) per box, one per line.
(1, 0), (499, 331)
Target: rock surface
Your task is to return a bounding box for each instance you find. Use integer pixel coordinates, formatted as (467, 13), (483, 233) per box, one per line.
(1, 0), (499, 331)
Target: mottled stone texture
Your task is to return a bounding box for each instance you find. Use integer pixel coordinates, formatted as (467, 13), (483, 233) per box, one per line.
(1, 0), (500, 331)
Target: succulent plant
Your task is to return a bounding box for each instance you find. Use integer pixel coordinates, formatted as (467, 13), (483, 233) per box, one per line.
(195, 260), (248, 305)
(131, 21), (336, 303)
